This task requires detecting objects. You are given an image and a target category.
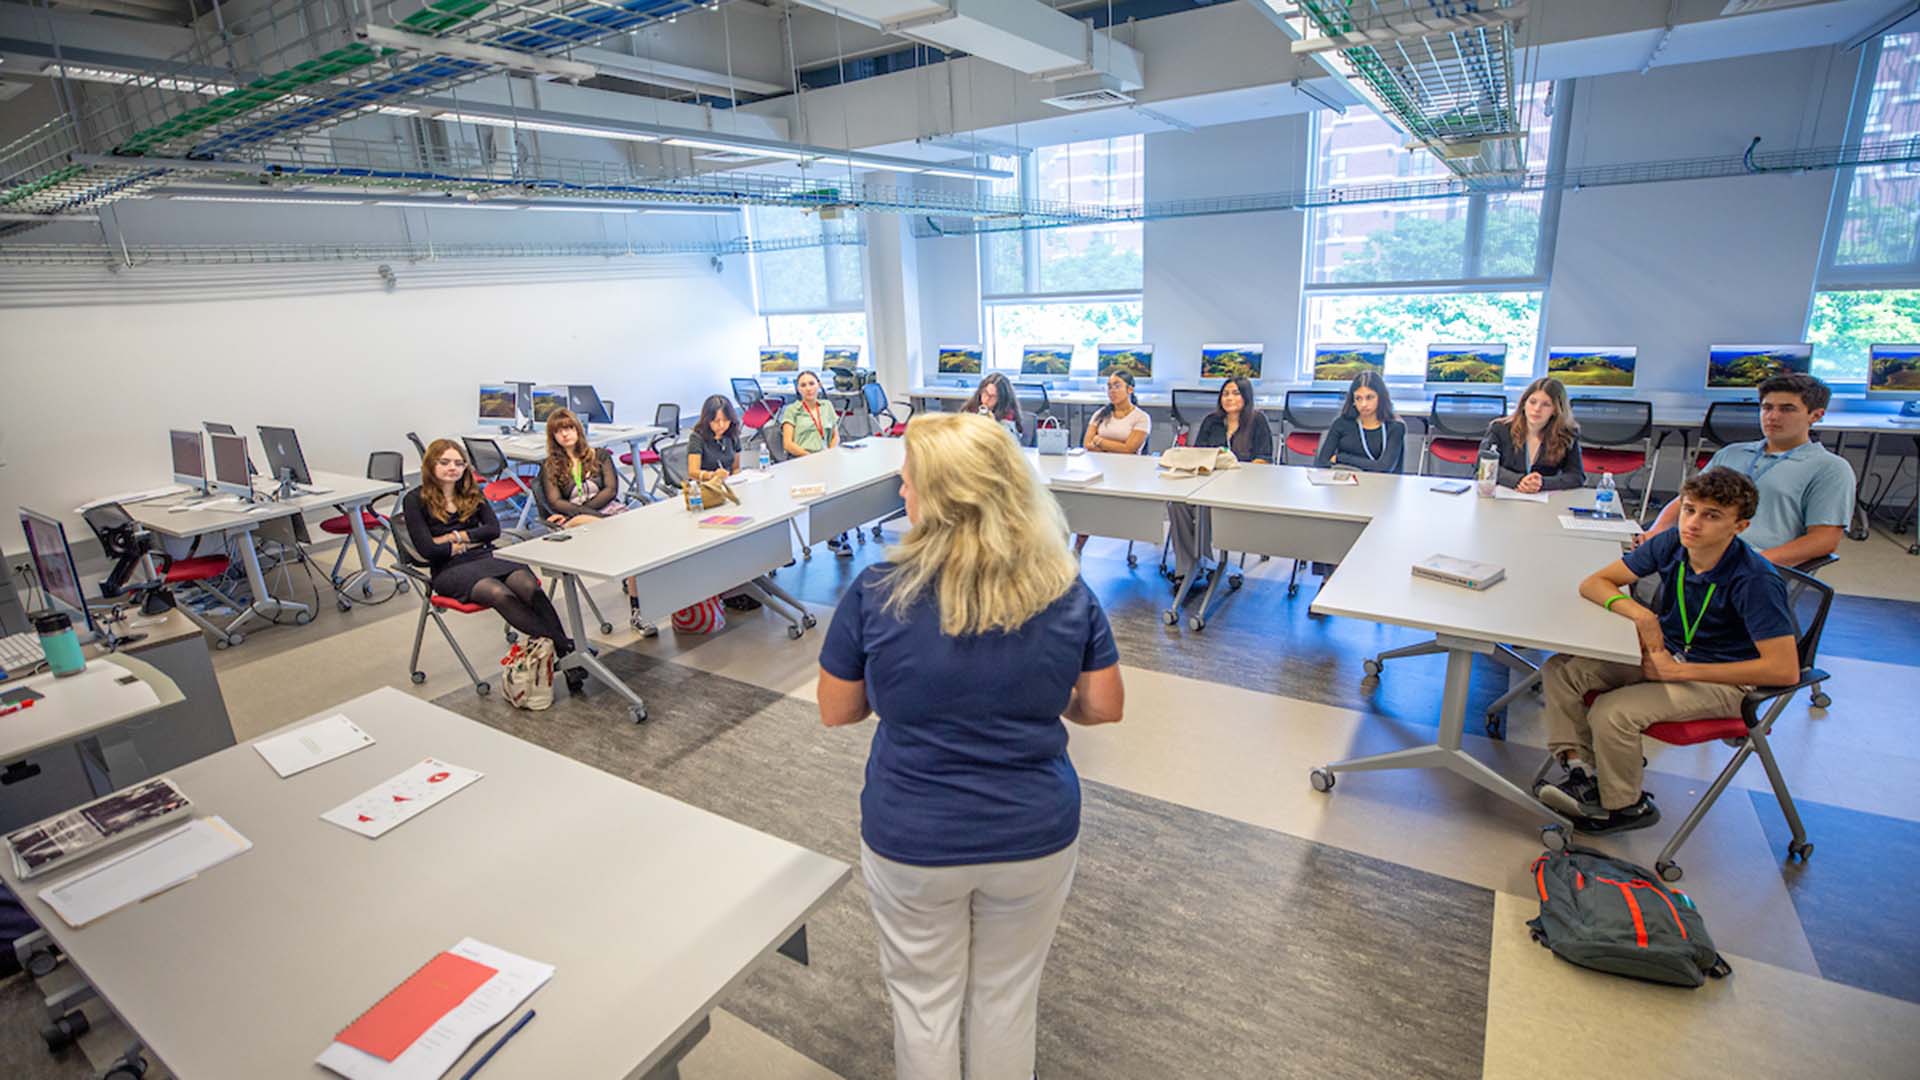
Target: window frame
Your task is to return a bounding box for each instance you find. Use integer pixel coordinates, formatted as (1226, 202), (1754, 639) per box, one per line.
(747, 207), (868, 317)
(1817, 33), (1920, 291)
(977, 136), (1145, 302)
(980, 293), (1148, 373)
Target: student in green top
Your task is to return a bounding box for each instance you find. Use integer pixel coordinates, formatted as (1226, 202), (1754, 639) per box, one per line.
(780, 370), (853, 556)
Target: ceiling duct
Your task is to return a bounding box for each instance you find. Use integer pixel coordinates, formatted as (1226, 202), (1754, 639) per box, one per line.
(1041, 74), (1135, 111)
(805, 0), (1142, 87)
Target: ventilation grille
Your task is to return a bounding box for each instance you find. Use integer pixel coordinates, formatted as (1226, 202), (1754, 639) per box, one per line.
(1041, 87), (1135, 111)
(1720, 0), (1824, 14)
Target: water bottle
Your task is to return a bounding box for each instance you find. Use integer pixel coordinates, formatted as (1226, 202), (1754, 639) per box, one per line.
(34, 611), (86, 678)
(1595, 472), (1618, 517)
(688, 478), (704, 513)
(758, 444), (771, 472)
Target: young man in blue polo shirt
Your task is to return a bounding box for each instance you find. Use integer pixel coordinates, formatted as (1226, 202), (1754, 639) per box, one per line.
(1645, 373), (1855, 568)
(1538, 467), (1801, 834)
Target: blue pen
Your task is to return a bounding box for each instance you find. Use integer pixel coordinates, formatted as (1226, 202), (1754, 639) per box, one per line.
(458, 1009), (535, 1080)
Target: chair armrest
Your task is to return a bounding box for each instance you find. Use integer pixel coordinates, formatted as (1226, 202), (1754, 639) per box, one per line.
(894, 400), (915, 425)
(1741, 668), (1829, 727)
(1790, 554), (1838, 575)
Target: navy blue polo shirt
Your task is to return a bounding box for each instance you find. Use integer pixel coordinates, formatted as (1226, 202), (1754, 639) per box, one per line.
(819, 565), (1120, 867)
(1622, 529), (1795, 664)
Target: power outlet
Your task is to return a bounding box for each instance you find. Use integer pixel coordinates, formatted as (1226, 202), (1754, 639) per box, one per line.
(8, 559), (31, 582)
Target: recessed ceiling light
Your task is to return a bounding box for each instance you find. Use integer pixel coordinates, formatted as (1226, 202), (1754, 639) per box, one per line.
(436, 112), (660, 142)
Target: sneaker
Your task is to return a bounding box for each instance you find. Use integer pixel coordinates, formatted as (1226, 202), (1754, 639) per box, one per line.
(831, 537), (854, 558)
(1571, 793), (1661, 835)
(564, 666), (588, 695)
(1535, 764), (1601, 817)
(723, 594), (763, 612)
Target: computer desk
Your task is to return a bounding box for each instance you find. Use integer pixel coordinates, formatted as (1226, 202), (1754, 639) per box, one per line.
(0, 687), (850, 1080)
(119, 471), (402, 647)
(466, 424), (667, 528)
(0, 651), (181, 824)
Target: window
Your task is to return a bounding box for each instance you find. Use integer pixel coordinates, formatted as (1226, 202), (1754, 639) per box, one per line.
(984, 299), (1144, 373)
(1304, 290), (1544, 379)
(750, 206), (865, 315)
(763, 312), (872, 370)
(980, 136), (1144, 300)
(1814, 32), (1920, 382)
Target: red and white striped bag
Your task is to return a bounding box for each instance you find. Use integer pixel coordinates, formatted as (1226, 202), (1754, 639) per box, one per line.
(670, 596), (727, 634)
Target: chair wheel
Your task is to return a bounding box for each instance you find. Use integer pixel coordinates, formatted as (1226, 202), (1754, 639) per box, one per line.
(294, 610), (313, 625)
(600, 622), (614, 635)
(396, 578), (411, 594)
(871, 526), (885, 540)
(802, 546), (812, 560)
(1228, 574), (1243, 590)
(337, 599), (352, 612)
(24, 946), (59, 978)
(1789, 840), (1814, 862)
(228, 632), (245, 646)
(1309, 767), (1335, 793)
(1286, 583), (1300, 597)
(1484, 715), (1507, 740)
(1540, 825), (1567, 852)
(630, 705), (648, 723)
(787, 625), (805, 640)
(215, 638), (230, 650)
(1162, 609), (1177, 626)
(505, 630), (518, 644)
(475, 680), (491, 697)
(1810, 692), (1831, 709)
(1188, 615), (1205, 631)
(1657, 860), (1683, 883)
(41, 1009), (88, 1052)
(803, 613), (818, 628)
(1363, 658), (1383, 677)
(1126, 555), (1139, 568)
(410, 670), (426, 685)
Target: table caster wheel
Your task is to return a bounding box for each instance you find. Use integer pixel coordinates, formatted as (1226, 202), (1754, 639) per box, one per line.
(1286, 583), (1300, 598)
(1162, 609), (1177, 626)
(1484, 714), (1507, 740)
(294, 610), (314, 625)
(41, 1009), (88, 1052)
(1188, 615), (1205, 631)
(1657, 860), (1683, 883)
(1810, 691), (1831, 709)
(802, 546), (813, 561)
(410, 671), (426, 685)
(1228, 574), (1243, 590)
(1309, 767), (1335, 793)
(362, 582), (376, 599)
(787, 624), (805, 640)
(630, 704), (648, 723)
(1540, 824), (1567, 852)
(337, 598), (352, 612)
(600, 622), (614, 635)
(1126, 554), (1139, 568)
(475, 681), (491, 697)
(871, 526), (885, 541)
(228, 632), (245, 646)
(1788, 839), (1814, 862)
(396, 578), (411, 594)
(24, 946), (59, 978)
(1363, 658), (1383, 677)
(802, 613), (818, 629)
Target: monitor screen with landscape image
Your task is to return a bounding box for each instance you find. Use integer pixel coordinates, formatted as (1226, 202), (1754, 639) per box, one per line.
(1707, 344), (1811, 389)
(1097, 344), (1153, 380)
(1426, 343), (1507, 385)
(937, 344), (983, 375)
(760, 346), (799, 375)
(1548, 346), (1637, 389)
(1020, 345), (1074, 377)
(1312, 343), (1386, 384)
(1201, 343), (1263, 380)
(822, 345), (861, 370)
(1868, 343), (1920, 399)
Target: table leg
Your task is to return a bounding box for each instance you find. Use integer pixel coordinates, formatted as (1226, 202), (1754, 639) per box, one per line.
(224, 526), (313, 638)
(1187, 546), (1234, 631)
(557, 574), (648, 723)
(342, 498), (404, 601)
(623, 437), (653, 503)
(1162, 507), (1207, 626)
(1317, 638), (1571, 828)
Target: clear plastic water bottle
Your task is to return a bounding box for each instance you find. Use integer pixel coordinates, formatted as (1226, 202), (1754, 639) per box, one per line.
(688, 478), (704, 513)
(1595, 472), (1618, 517)
(757, 443), (771, 472)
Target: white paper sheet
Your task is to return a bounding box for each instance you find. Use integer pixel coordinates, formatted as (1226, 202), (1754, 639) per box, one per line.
(1557, 514), (1643, 537)
(321, 759), (483, 839)
(255, 715), (376, 778)
(1492, 486), (1549, 503)
(38, 816), (251, 928)
(1308, 469), (1359, 486)
(316, 939), (554, 1080)
(728, 469), (768, 486)
(75, 485), (187, 512)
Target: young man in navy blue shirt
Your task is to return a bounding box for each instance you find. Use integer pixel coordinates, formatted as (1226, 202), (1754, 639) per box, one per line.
(1537, 467), (1800, 834)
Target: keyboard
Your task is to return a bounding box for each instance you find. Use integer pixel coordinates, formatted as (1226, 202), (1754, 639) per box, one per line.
(0, 632), (46, 677)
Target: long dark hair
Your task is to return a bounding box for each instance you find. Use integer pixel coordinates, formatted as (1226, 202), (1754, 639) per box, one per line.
(543, 407), (598, 486)
(1505, 376), (1576, 466)
(1092, 370), (1138, 426)
(697, 394), (741, 450)
(963, 372), (1022, 426)
(1340, 370), (1398, 424)
(1211, 376), (1262, 458)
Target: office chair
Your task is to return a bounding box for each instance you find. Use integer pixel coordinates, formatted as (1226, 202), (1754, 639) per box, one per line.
(390, 511), (524, 698)
(1168, 389), (1216, 447)
(461, 437), (531, 523)
(861, 381), (913, 438)
(82, 503), (243, 649)
(319, 451), (408, 606)
(1281, 390), (1346, 465)
(1012, 382), (1054, 428)
(1571, 399), (1662, 520)
(1534, 565), (1831, 883)
(406, 431), (429, 465)
(620, 403), (681, 495)
(1692, 402), (1762, 473)
(1420, 393), (1507, 476)
(732, 378), (766, 410)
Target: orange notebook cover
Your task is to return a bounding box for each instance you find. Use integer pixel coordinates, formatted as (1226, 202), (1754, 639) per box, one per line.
(336, 951), (497, 1061)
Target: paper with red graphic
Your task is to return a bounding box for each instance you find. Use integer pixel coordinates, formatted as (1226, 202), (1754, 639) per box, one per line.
(321, 758), (483, 839)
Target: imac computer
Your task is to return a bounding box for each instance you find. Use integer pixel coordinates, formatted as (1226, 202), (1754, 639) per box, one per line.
(823, 345), (862, 371)
(1097, 344), (1154, 381)
(209, 432), (255, 500)
(1868, 343), (1920, 421)
(171, 429), (209, 496)
(479, 383), (518, 431)
(1707, 344), (1812, 392)
(760, 346), (800, 376)
(567, 385), (613, 426)
(1311, 343), (1386, 384)
(257, 425), (315, 496)
(203, 421), (256, 475)
(20, 508), (96, 634)
(937, 345), (984, 382)
(529, 385), (567, 424)
(1020, 344), (1074, 382)
(1201, 343), (1264, 381)
(1547, 346), (1638, 392)
(1426, 343), (1508, 387)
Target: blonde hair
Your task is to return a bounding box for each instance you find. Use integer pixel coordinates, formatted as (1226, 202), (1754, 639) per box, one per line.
(879, 412), (1079, 637)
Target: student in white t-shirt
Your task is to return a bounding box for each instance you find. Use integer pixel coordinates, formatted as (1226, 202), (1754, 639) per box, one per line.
(1074, 371), (1153, 555)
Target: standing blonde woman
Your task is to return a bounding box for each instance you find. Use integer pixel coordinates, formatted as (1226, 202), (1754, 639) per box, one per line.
(817, 412), (1124, 1080)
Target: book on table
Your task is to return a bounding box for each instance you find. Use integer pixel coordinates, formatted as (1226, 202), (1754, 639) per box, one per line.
(697, 513), (756, 528)
(7, 777), (192, 880)
(1411, 554), (1506, 590)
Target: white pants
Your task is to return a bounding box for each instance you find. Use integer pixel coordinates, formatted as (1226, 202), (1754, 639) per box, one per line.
(861, 840), (1079, 1080)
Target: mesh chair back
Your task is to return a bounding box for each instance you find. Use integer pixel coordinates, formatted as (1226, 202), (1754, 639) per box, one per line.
(407, 432), (429, 462)
(660, 437), (691, 489)
(369, 452), (406, 485)
(1170, 389), (1216, 433)
(654, 403), (681, 436)
(1283, 390), (1345, 432)
(388, 511), (432, 572)
(862, 382), (889, 417)
(1430, 393), (1508, 440)
(1569, 399), (1652, 447)
(1702, 402), (1763, 449)
(1012, 382), (1052, 418)
(732, 378), (765, 408)
(461, 438), (510, 479)
(1780, 565), (1834, 671)
(82, 503), (140, 559)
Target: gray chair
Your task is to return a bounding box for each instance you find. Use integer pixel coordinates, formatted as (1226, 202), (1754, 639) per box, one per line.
(1169, 389), (1216, 446)
(1012, 382), (1054, 428)
(1693, 402), (1762, 473)
(390, 510), (512, 698)
(321, 451), (409, 604)
(1421, 393), (1508, 476)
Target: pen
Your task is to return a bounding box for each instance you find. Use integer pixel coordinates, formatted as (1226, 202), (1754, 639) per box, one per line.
(458, 1009), (534, 1080)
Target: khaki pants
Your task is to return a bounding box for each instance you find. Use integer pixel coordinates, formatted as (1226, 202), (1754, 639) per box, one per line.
(1540, 655), (1748, 810)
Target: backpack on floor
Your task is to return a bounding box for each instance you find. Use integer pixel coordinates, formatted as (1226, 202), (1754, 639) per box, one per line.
(500, 638), (555, 711)
(1527, 845), (1731, 988)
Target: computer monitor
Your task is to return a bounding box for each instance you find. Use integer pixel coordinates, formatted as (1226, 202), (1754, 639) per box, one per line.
(760, 346), (799, 375)
(567, 385), (613, 425)
(937, 345), (983, 376)
(257, 425), (313, 488)
(1097, 344), (1154, 381)
(1020, 345), (1073, 377)
(513, 382), (535, 424)
(529, 385), (567, 424)
(1547, 346), (1637, 391)
(1201, 343), (1263, 381)
(1311, 343), (1387, 384)
(203, 421), (256, 475)
(479, 383), (518, 429)
(209, 431), (254, 498)
(1707, 344), (1812, 390)
(20, 508), (94, 634)
(1426, 343), (1508, 386)
(170, 429), (207, 493)
(1868, 343), (1920, 412)
(823, 345), (862, 370)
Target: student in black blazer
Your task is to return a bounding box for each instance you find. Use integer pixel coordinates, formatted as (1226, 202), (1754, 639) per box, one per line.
(1168, 376), (1273, 589)
(1481, 376), (1586, 492)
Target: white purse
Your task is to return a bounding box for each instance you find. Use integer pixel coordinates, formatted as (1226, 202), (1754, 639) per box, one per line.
(1036, 416), (1069, 455)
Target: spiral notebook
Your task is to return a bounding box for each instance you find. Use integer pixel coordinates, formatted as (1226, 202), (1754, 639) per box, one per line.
(318, 939), (553, 1080)
(335, 951), (498, 1061)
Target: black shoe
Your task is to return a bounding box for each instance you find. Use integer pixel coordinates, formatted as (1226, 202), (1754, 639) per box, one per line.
(1535, 764), (1601, 818)
(564, 666), (588, 695)
(1571, 793), (1661, 835)
(723, 594), (763, 612)
(830, 538), (853, 558)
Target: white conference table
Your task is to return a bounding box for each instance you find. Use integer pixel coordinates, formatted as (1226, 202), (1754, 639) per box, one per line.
(464, 424), (668, 526)
(775, 437), (908, 546)
(120, 470), (402, 647)
(0, 688), (849, 1080)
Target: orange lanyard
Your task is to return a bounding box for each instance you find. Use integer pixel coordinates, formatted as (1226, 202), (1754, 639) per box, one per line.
(802, 401), (828, 442)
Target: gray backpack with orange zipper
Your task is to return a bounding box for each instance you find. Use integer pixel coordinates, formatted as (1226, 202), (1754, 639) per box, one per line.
(1527, 846), (1731, 987)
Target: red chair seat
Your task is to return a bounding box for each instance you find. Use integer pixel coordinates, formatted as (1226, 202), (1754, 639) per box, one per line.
(1695, 452), (1714, 470)
(482, 478), (522, 502)
(1285, 431), (1322, 458)
(741, 402), (776, 431)
(319, 510), (384, 535)
(619, 452), (633, 466)
(163, 555), (230, 584)
(431, 595), (488, 615)
(1583, 448), (1647, 475)
(639, 450), (661, 464)
(1580, 689), (1746, 745)
(887, 422), (906, 437)
(1429, 437), (1482, 466)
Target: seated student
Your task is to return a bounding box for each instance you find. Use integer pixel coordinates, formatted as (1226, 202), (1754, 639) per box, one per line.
(1314, 370), (1406, 473)
(689, 394), (764, 613)
(541, 408), (622, 526)
(781, 371), (853, 557)
(406, 439), (584, 693)
(1073, 371), (1152, 556)
(963, 371), (1025, 441)
(1168, 376), (1273, 590)
(1642, 373), (1854, 568)
(1536, 467), (1798, 834)
(1481, 376), (1586, 492)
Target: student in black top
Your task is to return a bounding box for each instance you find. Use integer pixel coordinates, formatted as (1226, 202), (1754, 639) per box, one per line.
(1313, 370), (1406, 473)
(1481, 376), (1586, 492)
(1169, 376), (1273, 589)
(405, 438), (582, 692)
(962, 372), (1024, 441)
(687, 394), (743, 481)
(541, 408), (622, 525)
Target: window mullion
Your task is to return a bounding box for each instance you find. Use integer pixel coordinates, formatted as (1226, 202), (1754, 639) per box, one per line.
(1464, 194), (1488, 279)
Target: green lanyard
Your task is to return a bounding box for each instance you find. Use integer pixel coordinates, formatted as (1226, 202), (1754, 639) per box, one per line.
(570, 458), (584, 491)
(1674, 573), (1716, 656)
